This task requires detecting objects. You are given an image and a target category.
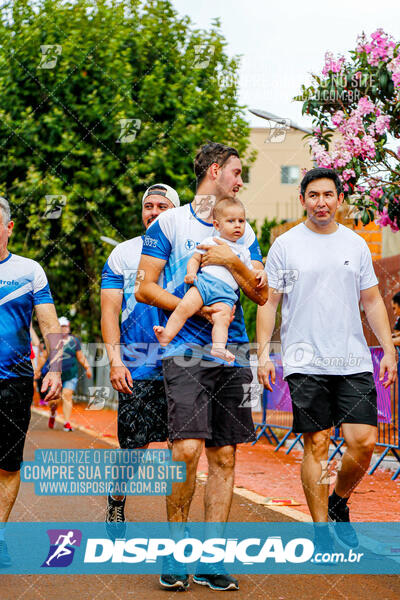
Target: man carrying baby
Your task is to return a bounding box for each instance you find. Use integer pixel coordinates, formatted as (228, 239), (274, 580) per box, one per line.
(154, 197), (267, 362)
(136, 142), (268, 591)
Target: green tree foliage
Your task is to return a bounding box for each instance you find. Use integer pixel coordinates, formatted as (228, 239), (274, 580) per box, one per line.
(0, 0), (251, 339)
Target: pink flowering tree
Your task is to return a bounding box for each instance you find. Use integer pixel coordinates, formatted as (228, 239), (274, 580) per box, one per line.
(296, 29), (400, 231)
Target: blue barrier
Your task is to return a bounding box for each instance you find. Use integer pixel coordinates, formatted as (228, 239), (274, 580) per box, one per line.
(369, 370), (400, 480)
(253, 391), (336, 459)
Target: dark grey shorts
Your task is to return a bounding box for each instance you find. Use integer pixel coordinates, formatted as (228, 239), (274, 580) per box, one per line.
(0, 377), (33, 471)
(286, 372), (378, 433)
(118, 379), (168, 448)
(162, 358), (255, 447)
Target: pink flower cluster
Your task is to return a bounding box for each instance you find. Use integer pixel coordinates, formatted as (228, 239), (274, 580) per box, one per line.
(310, 96), (391, 171)
(357, 96), (375, 116)
(331, 111), (345, 126)
(370, 187), (384, 201)
(376, 207), (399, 232)
(356, 29), (395, 66)
(369, 115), (391, 136)
(331, 142), (352, 168)
(322, 51), (345, 76)
(342, 169), (356, 181)
(309, 137), (333, 168)
(387, 55), (400, 89)
(309, 30), (400, 231)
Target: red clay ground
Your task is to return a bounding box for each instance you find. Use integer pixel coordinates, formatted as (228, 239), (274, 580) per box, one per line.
(6, 408), (399, 600)
(33, 401), (400, 522)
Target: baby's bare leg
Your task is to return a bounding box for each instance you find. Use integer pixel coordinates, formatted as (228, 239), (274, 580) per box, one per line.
(154, 286), (204, 346)
(210, 302), (235, 363)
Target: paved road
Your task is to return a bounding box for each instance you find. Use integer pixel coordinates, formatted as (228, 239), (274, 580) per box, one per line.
(2, 412), (400, 600)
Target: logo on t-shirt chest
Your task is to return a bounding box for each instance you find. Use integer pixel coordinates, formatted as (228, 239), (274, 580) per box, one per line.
(184, 239), (197, 251)
(0, 278), (19, 287)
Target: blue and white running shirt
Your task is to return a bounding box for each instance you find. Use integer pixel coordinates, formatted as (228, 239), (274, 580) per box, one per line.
(141, 203), (263, 356)
(101, 236), (164, 380)
(0, 253), (54, 379)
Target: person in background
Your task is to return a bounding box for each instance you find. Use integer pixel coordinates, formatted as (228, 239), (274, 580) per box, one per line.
(391, 291), (400, 343)
(41, 316), (92, 431)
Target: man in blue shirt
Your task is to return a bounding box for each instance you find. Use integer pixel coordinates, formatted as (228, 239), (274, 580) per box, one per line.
(0, 197), (61, 566)
(136, 143), (268, 591)
(101, 183), (179, 538)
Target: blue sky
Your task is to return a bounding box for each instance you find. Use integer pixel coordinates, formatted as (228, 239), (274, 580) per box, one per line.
(172, 0), (400, 127)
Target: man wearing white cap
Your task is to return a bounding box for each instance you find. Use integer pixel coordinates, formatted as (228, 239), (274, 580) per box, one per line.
(101, 183), (179, 537)
(41, 316), (92, 431)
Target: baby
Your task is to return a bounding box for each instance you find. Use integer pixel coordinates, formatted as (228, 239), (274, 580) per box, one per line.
(154, 197), (267, 362)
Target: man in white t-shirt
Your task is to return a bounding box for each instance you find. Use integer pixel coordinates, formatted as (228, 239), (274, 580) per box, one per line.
(257, 167), (397, 553)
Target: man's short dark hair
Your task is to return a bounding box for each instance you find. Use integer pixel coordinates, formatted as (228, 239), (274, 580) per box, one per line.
(300, 167), (343, 197)
(393, 292), (400, 306)
(194, 142), (239, 187)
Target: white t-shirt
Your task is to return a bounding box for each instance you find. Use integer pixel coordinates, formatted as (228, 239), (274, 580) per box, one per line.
(196, 236), (253, 291)
(265, 223), (378, 377)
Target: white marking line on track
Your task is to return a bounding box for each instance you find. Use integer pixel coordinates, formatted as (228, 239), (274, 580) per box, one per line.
(196, 471), (312, 521)
(32, 406), (309, 520)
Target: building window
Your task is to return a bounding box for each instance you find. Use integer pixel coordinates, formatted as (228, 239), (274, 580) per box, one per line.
(242, 166), (250, 183)
(281, 165), (300, 184)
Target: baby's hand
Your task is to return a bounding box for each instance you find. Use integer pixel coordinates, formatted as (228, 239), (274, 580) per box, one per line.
(184, 274), (197, 284)
(255, 270), (268, 288)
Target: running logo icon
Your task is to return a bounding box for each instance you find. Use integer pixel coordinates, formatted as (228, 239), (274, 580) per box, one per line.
(42, 529), (82, 568)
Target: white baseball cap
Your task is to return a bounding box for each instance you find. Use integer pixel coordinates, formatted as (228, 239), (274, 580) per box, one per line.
(142, 183), (180, 208)
(59, 316), (70, 327)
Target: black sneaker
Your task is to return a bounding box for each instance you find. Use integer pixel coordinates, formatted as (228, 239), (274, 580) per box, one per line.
(328, 495), (359, 549)
(105, 495), (126, 540)
(0, 541), (11, 568)
(159, 555), (189, 591)
(193, 562), (239, 591)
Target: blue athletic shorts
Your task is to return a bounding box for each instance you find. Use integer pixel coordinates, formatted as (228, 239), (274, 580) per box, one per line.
(62, 376), (78, 391)
(193, 271), (238, 308)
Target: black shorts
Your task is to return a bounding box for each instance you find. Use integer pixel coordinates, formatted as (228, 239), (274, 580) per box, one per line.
(0, 377), (33, 471)
(118, 379), (168, 448)
(162, 358), (255, 447)
(286, 372), (378, 433)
